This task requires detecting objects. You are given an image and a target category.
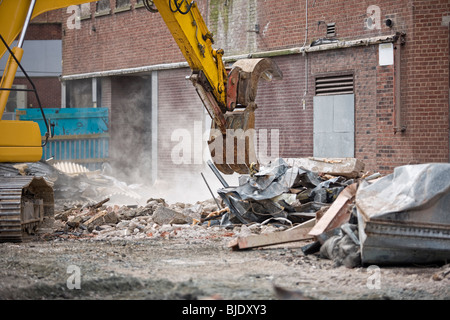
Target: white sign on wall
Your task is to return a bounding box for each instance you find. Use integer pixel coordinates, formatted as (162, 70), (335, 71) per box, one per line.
(379, 43), (394, 66)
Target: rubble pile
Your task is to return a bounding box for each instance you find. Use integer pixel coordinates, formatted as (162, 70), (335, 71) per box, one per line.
(52, 197), (232, 241)
(47, 157), (370, 268)
(0, 161), (150, 210)
(3, 157), (450, 267)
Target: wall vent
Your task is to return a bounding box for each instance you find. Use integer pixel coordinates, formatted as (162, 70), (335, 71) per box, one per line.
(326, 23), (336, 37)
(315, 74), (354, 96)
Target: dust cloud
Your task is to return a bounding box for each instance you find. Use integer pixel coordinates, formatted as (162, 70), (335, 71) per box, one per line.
(106, 79), (238, 205)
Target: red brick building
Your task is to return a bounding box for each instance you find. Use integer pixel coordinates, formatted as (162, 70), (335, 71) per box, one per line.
(61, 0), (450, 198)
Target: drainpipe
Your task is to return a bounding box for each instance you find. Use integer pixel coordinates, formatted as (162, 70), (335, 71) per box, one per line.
(151, 71), (158, 184)
(61, 81), (66, 108)
(393, 33), (406, 134)
(92, 78), (97, 108)
(302, 0), (308, 110)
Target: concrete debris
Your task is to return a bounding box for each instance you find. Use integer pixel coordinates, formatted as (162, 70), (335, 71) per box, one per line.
(152, 206), (190, 225)
(5, 157), (449, 268)
(284, 157), (365, 179)
(50, 196), (241, 241)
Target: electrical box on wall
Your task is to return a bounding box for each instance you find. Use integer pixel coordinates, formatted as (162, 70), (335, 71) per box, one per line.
(379, 43), (394, 66)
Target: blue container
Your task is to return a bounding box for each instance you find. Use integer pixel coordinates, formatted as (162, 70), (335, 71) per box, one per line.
(16, 108), (109, 136)
(16, 108), (109, 170)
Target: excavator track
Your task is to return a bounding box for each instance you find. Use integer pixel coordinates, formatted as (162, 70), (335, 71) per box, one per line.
(0, 176), (54, 242)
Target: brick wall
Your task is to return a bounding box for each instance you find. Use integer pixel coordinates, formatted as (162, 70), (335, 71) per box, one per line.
(157, 68), (206, 181)
(25, 23), (62, 41)
(400, 0), (450, 169)
(14, 77), (61, 109)
(62, 1), (186, 75)
(255, 55), (314, 161)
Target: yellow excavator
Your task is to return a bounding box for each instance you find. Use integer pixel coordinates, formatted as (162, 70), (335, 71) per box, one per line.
(0, 0), (282, 241)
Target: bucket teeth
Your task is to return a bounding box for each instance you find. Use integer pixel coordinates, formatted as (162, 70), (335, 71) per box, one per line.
(208, 105), (258, 175)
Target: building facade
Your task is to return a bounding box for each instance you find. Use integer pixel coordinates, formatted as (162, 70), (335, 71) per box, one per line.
(61, 0), (450, 194)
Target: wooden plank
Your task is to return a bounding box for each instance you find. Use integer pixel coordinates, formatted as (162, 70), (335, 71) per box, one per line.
(228, 219), (315, 250)
(84, 210), (108, 226)
(308, 183), (357, 237)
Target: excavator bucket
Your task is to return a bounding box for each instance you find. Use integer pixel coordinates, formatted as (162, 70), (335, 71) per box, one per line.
(209, 58), (283, 175)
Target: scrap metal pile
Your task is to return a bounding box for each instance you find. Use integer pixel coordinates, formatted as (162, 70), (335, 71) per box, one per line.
(224, 159), (450, 267)
(213, 158), (360, 226)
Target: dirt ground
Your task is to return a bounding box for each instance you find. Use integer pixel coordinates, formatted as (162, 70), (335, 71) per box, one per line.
(0, 222), (448, 301)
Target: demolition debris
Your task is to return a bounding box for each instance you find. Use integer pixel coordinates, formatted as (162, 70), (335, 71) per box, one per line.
(2, 157), (450, 267)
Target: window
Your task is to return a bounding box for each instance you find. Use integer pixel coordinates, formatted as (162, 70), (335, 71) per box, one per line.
(116, 0), (130, 8)
(96, 0), (111, 15)
(80, 3), (91, 20)
(135, 0), (145, 9)
(115, 0), (131, 12)
(66, 78), (102, 108)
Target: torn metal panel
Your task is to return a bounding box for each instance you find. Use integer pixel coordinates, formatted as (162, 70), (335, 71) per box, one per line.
(231, 158), (290, 201)
(356, 163), (450, 265)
